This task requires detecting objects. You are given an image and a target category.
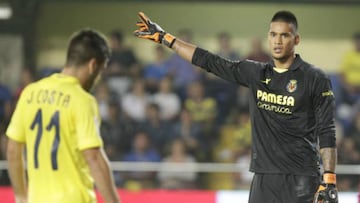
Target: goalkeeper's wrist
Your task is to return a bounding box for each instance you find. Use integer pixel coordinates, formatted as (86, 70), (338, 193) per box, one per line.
(161, 33), (176, 48)
(323, 171), (336, 185)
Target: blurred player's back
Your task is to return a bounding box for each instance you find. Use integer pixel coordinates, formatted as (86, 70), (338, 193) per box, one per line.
(7, 73), (102, 203)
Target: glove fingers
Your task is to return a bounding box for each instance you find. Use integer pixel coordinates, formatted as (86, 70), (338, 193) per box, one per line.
(136, 22), (146, 27)
(136, 23), (148, 32)
(134, 31), (160, 43)
(135, 23), (148, 31)
(134, 30), (151, 36)
(138, 12), (151, 26)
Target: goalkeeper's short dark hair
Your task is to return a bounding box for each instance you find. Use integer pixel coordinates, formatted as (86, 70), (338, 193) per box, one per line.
(66, 29), (111, 67)
(271, 10), (298, 33)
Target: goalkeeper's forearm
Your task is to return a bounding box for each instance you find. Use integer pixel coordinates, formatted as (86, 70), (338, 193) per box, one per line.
(171, 38), (197, 63)
(320, 147), (337, 172)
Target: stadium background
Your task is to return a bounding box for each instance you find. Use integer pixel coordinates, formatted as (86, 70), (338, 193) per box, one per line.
(0, 0), (360, 202)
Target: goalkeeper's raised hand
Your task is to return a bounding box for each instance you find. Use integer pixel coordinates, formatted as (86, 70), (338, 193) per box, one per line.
(313, 172), (338, 203)
(134, 12), (176, 48)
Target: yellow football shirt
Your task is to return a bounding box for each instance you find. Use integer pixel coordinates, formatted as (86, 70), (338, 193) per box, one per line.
(184, 98), (217, 122)
(341, 50), (360, 86)
(6, 73), (103, 203)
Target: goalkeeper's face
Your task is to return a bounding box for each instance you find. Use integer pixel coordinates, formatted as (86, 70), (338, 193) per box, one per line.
(268, 21), (299, 62)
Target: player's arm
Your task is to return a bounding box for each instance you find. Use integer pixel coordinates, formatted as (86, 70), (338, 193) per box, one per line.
(134, 12), (196, 62)
(6, 87), (29, 203)
(134, 12), (258, 86)
(313, 73), (338, 203)
(6, 138), (27, 203)
(320, 147), (337, 173)
(83, 147), (120, 203)
(75, 96), (120, 203)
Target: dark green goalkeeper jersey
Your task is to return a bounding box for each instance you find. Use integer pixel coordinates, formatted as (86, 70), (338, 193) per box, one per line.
(192, 47), (336, 176)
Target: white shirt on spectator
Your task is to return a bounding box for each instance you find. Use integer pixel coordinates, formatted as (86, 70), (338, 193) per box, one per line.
(152, 92), (181, 120)
(121, 93), (150, 122)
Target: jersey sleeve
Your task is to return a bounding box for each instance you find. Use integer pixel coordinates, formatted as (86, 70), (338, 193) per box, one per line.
(192, 47), (261, 87)
(312, 70), (336, 148)
(75, 95), (103, 150)
(6, 86), (28, 143)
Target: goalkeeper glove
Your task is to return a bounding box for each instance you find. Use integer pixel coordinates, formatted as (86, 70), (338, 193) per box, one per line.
(134, 12), (176, 48)
(313, 172), (338, 203)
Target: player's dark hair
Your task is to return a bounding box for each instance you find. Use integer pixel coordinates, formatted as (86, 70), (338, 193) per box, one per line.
(66, 29), (110, 67)
(271, 10), (298, 33)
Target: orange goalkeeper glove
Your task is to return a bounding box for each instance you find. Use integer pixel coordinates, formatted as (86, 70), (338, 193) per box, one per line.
(313, 172), (338, 203)
(134, 12), (176, 48)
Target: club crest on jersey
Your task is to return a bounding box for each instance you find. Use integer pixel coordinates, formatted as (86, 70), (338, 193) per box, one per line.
(286, 80), (297, 93)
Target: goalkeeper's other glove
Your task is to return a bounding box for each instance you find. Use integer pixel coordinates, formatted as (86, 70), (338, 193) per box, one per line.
(134, 12), (176, 48)
(313, 172), (338, 203)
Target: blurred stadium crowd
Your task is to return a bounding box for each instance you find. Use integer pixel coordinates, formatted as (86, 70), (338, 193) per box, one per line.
(0, 29), (359, 191)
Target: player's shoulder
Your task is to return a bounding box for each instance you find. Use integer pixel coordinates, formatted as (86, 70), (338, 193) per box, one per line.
(72, 86), (96, 106)
(300, 60), (328, 80)
(19, 77), (45, 95)
(24, 74), (56, 90)
(242, 59), (269, 67)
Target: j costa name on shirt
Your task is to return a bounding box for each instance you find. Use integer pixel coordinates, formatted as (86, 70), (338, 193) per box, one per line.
(26, 89), (71, 108)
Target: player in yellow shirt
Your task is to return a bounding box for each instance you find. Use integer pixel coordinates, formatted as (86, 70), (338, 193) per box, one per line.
(6, 29), (120, 203)
(340, 32), (360, 95)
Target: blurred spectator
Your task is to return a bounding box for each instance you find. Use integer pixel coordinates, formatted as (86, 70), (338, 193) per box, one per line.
(206, 32), (241, 123)
(143, 45), (170, 93)
(99, 100), (125, 186)
(158, 138), (197, 189)
(152, 76), (181, 121)
(204, 32), (240, 125)
(170, 108), (202, 157)
(214, 110), (251, 164)
(337, 136), (360, 190)
(204, 73), (237, 125)
(245, 37), (271, 62)
(184, 81), (218, 161)
(105, 30), (141, 96)
(216, 31), (241, 61)
(338, 136), (360, 165)
(140, 103), (172, 154)
(0, 134), (10, 185)
(94, 80), (118, 122)
(122, 132), (161, 189)
(166, 29), (202, 99)
(209, 110), (251, 190)
(38, 67), (61, 79)
(234, 147), (252, 190)
(337, 32), (360, 134)
(235, 86), (251, 113)
(347, 109), (360, 145)
(99, 100), (123, 161)
(184, 81), (217, 128)
(339, 31), (360, 103)
(0, 83), (12, 129)
(14, 68), (35, 100)
(121, 79), (151, 122)
(0, 76), (13, 186)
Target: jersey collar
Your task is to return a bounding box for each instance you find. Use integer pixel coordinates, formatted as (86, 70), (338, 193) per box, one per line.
(52, 73), (80, 85)
(270, 54), (303, 71)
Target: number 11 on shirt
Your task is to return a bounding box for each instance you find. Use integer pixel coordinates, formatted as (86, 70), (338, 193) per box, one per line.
(30, 109), (61, 170)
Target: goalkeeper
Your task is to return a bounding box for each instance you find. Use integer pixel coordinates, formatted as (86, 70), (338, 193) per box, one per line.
(134, 10), (338, 203)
